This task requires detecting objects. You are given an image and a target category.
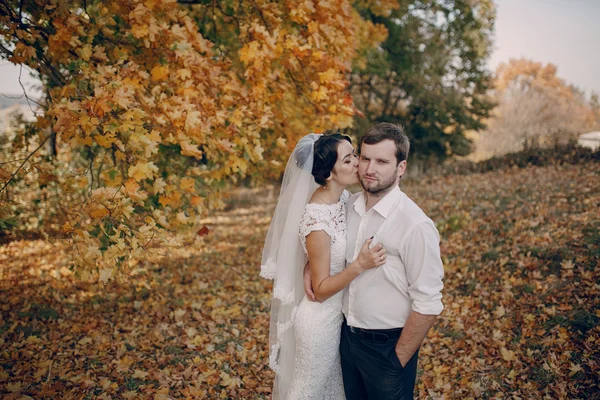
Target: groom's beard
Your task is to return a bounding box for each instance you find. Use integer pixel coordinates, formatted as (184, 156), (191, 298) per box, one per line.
(360, 173), (397, 196)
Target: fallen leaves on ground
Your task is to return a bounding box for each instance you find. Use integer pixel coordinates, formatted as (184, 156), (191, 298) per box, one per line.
(0, 162), (599, 399)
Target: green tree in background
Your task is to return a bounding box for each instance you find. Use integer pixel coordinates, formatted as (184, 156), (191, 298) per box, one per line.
(350, 0), (496, 161)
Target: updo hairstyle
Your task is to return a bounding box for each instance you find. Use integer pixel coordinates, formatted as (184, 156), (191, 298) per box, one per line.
(311, 133), (352, 186)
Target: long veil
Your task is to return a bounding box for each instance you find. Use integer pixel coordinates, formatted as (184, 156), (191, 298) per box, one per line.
(260, 133), (320, 399)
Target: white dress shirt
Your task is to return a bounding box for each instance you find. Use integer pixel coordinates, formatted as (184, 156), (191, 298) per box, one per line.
(342, 186), (444, 329)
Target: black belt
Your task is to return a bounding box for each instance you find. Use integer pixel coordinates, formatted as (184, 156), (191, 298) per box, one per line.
(348, 325), (402, 342)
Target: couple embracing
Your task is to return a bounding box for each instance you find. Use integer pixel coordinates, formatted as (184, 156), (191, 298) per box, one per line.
(260, 123), (444, 399)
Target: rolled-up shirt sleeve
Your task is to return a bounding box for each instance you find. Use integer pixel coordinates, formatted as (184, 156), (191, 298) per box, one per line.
(401, 220), (444, 315)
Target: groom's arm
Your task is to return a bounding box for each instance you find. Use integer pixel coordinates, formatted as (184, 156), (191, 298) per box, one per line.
(395, 220), (445, 366)
(395, 311), (437, 366)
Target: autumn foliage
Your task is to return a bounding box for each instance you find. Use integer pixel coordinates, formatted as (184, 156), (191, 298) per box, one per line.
(0, 0), (396, 278)
(473, 58), (598, 158)
(1, 160), (598, 398)
(2, 3), (599, 397)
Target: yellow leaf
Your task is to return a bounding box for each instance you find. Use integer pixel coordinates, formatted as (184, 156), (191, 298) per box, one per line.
(494, 305), (506, 318)
(220, 371), (242, 389)
(154, 387), (169, 400)
(569, 363), (582, 377)
(158, 191), (182, 208)
(6, 382), (22, 393)
(185, 110), (203, 131)
(96, 132), (117, 148)
(311, 86), (328, 101)
(180, 177), (195, 193)
(62, 221), (74, 234)
(190, 196), (203, 207)
(177, 68), (192, 80)
(239, 41), (260, 63)
(79, 136), (93, 146)
(153, 177), (167, 194)
(131, 23), (149, 38)
(176, 212), (190, 223)
(79, 337), (93, 345)
(230, 158), (248, 174)
(90, 204), (110, 219)
(101, 169), (123, 188)
(318, 68), (338, 83)
(133, 369), (149, 379)
(500, 347), (516, 362)
(99, 268), (113, 284)
(188, 335), (204, 346)
(561, 259), (574, 269)
(230, 108), (244, 128)
(113, 355), (134, 372)
(128, 161), (158, 182)
(151, 65), (169, 81)
(78, 44), (93, 61)
(217, 139), (235, 153)
(254, 142), (264, 160)
(125, 179), (148, 202)
(180, 140), (203, 159)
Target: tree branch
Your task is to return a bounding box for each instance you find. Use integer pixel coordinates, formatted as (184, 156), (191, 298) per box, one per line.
(18, 65), (39, 116)
(0, 134), (52, 195)
(0, 157), (28, 166)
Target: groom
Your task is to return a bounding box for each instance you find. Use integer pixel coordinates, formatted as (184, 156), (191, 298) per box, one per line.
(306, 123), (444, 399)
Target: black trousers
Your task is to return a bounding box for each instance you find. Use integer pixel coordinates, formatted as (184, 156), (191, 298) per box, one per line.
(340, 319), (419, 400)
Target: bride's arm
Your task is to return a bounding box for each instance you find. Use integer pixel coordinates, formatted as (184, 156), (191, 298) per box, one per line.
(306, 232), (385, 302)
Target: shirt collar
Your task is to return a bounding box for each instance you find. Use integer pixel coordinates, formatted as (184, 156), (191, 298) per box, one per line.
(354, 185), (401, 218)
(353, 191), (367, 217)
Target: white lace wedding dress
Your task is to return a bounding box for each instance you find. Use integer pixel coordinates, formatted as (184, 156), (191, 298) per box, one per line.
(286, 197), (348, 399)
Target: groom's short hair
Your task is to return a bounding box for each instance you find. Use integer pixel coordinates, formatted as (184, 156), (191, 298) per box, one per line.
(361, 123), (410, 165)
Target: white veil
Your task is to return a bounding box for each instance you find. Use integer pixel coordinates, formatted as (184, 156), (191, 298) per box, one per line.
(260, 133), (321, 399)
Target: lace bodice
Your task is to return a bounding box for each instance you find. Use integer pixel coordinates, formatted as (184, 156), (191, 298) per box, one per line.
(299, 198), (347, 276)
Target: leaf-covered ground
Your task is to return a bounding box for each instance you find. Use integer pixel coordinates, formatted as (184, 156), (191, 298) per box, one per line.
(1, 162), (599, 399)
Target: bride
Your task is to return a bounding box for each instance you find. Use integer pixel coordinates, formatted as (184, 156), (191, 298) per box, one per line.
(260, 133), (386, 399)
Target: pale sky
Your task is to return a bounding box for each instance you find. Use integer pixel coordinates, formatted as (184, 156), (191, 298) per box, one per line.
(1, 0), (599, 98)
(488, 0), (600, 96)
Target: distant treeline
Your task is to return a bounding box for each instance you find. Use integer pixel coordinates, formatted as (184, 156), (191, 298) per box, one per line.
(440, 142), (600, 177)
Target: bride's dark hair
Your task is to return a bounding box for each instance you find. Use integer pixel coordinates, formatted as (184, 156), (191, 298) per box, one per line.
(311, 133), (352, 185)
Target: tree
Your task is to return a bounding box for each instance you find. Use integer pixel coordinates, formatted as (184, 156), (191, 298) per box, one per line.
(475, 59), (597, 157)
(0, 0), (396, 280)
(349, 0), (496, 161)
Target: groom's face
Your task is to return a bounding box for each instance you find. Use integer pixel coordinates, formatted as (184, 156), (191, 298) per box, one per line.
(358, 139), (406, 195)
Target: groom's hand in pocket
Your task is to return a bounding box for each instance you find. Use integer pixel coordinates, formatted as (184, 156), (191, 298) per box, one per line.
(303, 262), (319, 302)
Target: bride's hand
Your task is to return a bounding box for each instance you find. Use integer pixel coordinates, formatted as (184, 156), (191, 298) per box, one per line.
(355, 238), (386, 272)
